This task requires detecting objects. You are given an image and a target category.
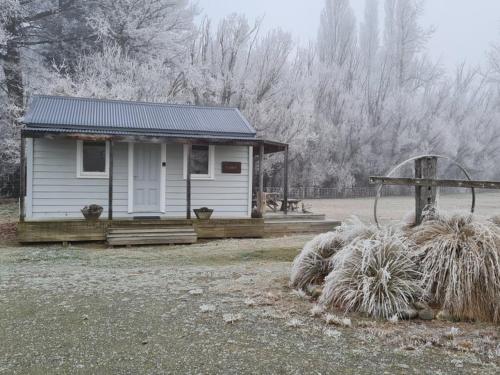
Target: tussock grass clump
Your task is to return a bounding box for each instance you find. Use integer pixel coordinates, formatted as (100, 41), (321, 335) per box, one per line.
(290, 231), (344, 290)
(489, 215), (500, 227)
(290, 217), (376, 291)
(411, 213), (500, 323)
(338, 216), (377, 244)
(320, 228), (422, 320)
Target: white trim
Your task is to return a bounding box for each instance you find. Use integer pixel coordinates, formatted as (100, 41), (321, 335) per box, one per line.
(160, 143), (166, 213)
(76, 140), (110, 178)
(128, 142), (134, 213)
(247, 145), (253, 218)
(26, 138), (34, 219)
(183, 144), (215, 180)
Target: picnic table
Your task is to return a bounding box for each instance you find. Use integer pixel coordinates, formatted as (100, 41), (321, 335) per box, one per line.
(280, 199), (301, 212)
(252, 193), (302, 213)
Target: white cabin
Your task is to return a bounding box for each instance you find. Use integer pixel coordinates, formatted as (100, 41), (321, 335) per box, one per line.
(20, 95), (288, 221)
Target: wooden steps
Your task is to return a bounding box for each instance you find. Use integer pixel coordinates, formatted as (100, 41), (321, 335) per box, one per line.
(107, 225), (197, 246)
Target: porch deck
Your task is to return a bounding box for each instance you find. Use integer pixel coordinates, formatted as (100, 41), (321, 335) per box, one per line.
(17, 215), (341, 244)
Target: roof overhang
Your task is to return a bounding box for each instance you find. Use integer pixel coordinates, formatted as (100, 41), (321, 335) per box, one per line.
(21, 127), (288, 154)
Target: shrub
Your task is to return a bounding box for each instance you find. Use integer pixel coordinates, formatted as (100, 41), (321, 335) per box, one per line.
(410, 213), (500, 323)
(290, 217), (377, 291)
(289, 231), (344, 290)
(320, 228), (422, 320)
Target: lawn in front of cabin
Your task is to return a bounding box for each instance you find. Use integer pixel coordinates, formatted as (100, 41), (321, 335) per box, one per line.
(0, 199), (498, 374)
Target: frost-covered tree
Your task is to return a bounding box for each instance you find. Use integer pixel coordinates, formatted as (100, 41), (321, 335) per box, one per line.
(0, 0), (87, 110)
(2, 0), (500, 193)
(87, 0), (196, 60)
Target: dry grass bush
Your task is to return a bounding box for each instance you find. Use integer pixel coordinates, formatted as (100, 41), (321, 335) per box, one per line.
(410, 212), (500, 323)
(320, 228), (422, 320)
(289, 231), (344, 290)
(290, 217), (376, 291)
(489, 215), (500, 226)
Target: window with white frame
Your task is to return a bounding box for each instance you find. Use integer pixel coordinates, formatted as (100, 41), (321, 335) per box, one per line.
(77, 140), (109, 178)
(183, 144), (215, 179)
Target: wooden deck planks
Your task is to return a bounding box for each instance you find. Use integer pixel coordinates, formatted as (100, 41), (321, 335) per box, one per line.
(17, 217), (341, 243)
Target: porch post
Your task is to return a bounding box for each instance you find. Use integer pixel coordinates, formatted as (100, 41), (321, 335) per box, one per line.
(108, 140), (113, 221)
(186, 143), (192, 219)
(283, 145), (289, 215)
(258, 143), (265, 215)
(19, 135), (26, 222)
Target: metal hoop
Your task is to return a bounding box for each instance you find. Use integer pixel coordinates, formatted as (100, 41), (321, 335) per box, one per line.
(373, 154), (476, 228)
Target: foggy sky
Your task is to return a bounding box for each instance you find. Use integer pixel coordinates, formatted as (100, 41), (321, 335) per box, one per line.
(197, 0), (500, 71)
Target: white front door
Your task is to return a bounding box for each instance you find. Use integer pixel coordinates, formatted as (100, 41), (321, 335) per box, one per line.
(133, 143), (161, 212)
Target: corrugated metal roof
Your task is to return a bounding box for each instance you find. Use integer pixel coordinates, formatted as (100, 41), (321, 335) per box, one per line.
(23, 127), (262, 142)
(22, 95), (257, 138)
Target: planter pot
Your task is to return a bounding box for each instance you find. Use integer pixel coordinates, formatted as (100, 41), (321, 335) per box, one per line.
(193, 208), (214, 220)
(81, 205), (103, 221)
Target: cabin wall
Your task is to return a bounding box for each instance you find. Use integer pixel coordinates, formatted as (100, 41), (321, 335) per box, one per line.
(164, 143), (250, 218)
(29, 138), (128, 219)
(27, 138), (251, 220)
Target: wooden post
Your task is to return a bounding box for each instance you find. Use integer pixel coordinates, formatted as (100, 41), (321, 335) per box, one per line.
(283, 145), (289, 215)
(108, 140), (114, 221)
(415, 156), (437, 225)
(258, 143), (265, 215)
(186, 143), (192, 219)
(19, 136), (26, 222)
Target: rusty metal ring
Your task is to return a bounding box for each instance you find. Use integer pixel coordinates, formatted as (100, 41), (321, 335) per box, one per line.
(373, 154), (476, 228)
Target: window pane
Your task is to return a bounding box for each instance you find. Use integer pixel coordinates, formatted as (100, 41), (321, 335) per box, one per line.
(191, 145), (209, 175)
(83, 141), (106, 173)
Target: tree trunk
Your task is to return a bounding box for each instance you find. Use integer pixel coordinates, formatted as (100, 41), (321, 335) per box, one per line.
(2, 19), (24, 113)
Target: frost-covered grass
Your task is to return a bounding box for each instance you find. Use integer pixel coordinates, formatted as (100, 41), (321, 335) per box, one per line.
(290, 217), (376, 291)
(291, 208), (500, 324)
(411, 213), (500, 323)
(304, 192), (500, 223)
(320, 228), (422, 320)
(289, 231), (344, 290)
(0, 237), (498, 373)
(0, 199), (17, 224)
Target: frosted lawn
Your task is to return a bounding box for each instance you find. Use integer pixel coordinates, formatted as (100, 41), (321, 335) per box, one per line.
(0, 235), (498, 374)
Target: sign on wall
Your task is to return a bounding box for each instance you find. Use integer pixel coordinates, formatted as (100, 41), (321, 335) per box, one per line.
(221, 162), (242, 174)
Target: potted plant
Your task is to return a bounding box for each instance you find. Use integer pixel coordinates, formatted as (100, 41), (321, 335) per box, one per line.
(81, 204), (103, 221)
(193, 207), (214, 220)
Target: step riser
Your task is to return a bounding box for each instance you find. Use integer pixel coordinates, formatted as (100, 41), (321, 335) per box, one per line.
(109, 229), (195, 235)
(108, 233), (196, 239)
(108, 238), (197, 246)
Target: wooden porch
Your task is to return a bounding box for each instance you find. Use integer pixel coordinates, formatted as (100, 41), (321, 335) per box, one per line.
(17, 215), (341, 244)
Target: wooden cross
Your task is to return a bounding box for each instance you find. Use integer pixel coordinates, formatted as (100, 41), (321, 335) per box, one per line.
(369, 156), (500, 225)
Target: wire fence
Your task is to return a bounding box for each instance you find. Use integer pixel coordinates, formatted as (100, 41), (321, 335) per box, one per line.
(264, 186), (474, 200)
(0, 174), (481, 201)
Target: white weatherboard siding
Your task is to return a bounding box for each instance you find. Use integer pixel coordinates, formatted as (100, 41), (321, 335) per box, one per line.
(28, 139), (251, 220)
(165, 144), (250, 218)
(30, 138), (128, 219)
